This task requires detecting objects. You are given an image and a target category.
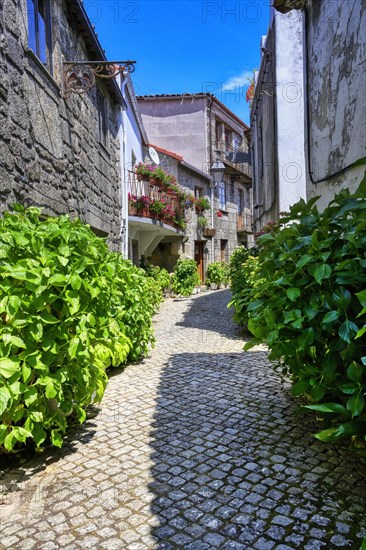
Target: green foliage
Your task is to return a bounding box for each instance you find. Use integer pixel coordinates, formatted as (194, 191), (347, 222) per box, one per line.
(197, 216), (208, 228)
(229, 246), (259, 295)
(207, 261), (229, 285)
(140, 257), (171, 292)
(154, 267), (171, 290)
(171, 259), (200, 296)
(230, 184), (366, 448)
(195, 197), (211, 212)
(0, 206), (159, 453)
(228, 254), (263, 325)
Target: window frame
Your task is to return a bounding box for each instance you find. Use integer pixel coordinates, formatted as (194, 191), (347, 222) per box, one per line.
(27, 0), (53, 74)
(238, 188), (243, 213)
(194, 186), (203, 199)
(218, 180), (226, 210)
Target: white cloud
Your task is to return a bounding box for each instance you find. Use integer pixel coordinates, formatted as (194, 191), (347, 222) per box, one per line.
(222, 70), (253, 91)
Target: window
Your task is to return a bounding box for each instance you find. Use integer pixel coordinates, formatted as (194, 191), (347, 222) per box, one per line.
(194, 186), (203, 199)
(238, 189), (243, 213)
(218, 180), (226, 210)
(27, 0), (52, 73)
(215, 121), (222, 148)
(244, 187), (250, 209)
(220, 240), (228, 263)
(233, 133), (241, 151)
(224, 127), (231, 151)
(97, 89), (108, 148)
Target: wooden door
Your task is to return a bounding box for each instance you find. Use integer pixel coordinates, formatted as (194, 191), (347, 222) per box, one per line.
(194, 241), (204, 282)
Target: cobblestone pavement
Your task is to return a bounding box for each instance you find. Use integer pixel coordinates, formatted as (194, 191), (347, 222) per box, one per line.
(1, 290), (366, 549)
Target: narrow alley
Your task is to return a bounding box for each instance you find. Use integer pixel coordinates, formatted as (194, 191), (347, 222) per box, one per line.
(0, 290), (365, 549)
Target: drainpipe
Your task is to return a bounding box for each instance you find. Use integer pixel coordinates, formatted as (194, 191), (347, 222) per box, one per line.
(119, 73), (129, 259)
(208, 96), (215, 264)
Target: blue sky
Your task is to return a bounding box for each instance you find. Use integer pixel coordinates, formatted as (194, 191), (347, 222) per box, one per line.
(87, 1), (270, 124)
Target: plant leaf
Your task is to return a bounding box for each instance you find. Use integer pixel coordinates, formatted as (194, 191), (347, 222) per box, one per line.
(0, 357), (20, 379)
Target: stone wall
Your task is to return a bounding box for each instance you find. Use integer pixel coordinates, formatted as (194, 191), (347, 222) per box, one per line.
(0, 0), (123, 249)
(305, 0), (366, 209)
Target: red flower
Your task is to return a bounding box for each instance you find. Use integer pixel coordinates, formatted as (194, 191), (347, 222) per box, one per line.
(217, 210), (223, 218)
(246, 82), (254, 103)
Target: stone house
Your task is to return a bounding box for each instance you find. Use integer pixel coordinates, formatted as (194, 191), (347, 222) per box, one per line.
(250, 7), (307, 234)
(0, 0), (126, 250)
(145, 145), (213, 279)
(251, 0), (365, 233)
(137, 94), (254, 261)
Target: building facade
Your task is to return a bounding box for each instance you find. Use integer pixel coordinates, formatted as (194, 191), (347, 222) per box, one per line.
(0, 0), (125, 250)
(304, 0), (365, 210)
(137, 93), (254, 261)
(251, 0), (365, 231)
(250, 7), (307, 234)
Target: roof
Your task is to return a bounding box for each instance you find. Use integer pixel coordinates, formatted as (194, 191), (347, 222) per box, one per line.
(67, 0), (124, 104)
(148, 144), (210, 181)
(149, 144), (184, 161)
(137, 93), (249, 131)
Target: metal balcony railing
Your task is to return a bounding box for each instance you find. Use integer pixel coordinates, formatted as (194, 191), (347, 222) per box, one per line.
(127, 171), (183, 230)
(215, 141), (252, 178)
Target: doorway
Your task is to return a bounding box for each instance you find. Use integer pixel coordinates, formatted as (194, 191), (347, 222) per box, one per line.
(194, 241), (204, 282)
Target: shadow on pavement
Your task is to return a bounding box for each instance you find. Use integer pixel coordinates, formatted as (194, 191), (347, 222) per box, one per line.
(147, 350), (366, 549)
(176, 289), (248, 341)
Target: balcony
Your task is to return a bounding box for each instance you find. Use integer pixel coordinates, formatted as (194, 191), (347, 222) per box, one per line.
(215, 141), (252, 179)
(237, 212), (253, 233)
(128, 171), (185, 232)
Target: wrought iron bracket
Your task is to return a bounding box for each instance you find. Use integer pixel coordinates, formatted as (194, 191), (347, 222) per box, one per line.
(63, 60), (136, 98)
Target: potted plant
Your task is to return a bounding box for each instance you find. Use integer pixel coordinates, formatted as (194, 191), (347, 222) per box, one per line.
(197, 216), (208, 228)
(134, 162), (156, 181)
(207, 261), (225, 289)
(202, 227), (216, 237)
(195, 197), (210, 214)
(149, 199), (165, 218)
(135, 195), (150, 215)
(171, 258), (200, 297)
(220, 261), (230, 287)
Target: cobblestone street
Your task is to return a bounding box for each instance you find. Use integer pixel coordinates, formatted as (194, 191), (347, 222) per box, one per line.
(1, 290), (365, 549)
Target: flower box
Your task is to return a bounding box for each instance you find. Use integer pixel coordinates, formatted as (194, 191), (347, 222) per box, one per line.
(202, 228), (216, 237)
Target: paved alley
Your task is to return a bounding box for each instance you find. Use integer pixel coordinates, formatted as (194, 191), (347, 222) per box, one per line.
(0, 290), (365, 550)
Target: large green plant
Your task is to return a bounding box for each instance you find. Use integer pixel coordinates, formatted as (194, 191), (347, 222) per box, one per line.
(0, 206), (158, 453)
(207, 262), (225, 285)
(229, 254), (263, 325)
(236, 184), (366, 448)
(171, 259), (200, 296)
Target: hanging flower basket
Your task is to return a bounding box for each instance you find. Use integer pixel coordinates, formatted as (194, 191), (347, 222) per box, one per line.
(203, 228), (216, 237)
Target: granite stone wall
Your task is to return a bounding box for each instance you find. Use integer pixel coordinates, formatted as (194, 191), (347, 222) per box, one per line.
(0, 0), (123, 250)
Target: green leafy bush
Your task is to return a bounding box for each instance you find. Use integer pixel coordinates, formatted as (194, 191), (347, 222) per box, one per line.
(0, 206), (158, 453)
(207, 262), (230, 285)
(232, 184), (366, 448)
(220, 261), (230, 286)
(139, 257), (171, 292)
(230, 246), (259, 295)
(154, 267), (171, 290)
(229, 254), (263, 326)
(171, 259), (200, 296)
